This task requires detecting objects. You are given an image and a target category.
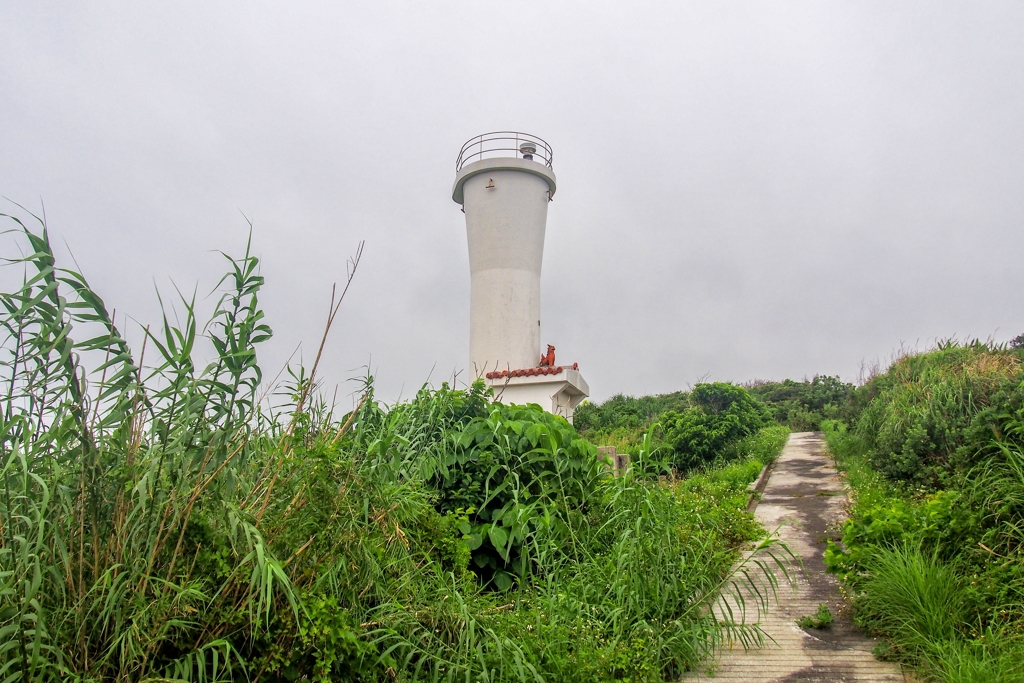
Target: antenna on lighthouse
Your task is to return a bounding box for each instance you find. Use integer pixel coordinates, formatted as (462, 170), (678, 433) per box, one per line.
(452, 132), (589, 422)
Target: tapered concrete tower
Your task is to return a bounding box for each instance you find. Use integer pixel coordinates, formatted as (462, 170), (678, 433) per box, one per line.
(453, 132), (589, 421)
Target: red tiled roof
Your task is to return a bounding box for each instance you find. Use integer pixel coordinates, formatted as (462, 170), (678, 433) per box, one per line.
(485, 362), (579, 380)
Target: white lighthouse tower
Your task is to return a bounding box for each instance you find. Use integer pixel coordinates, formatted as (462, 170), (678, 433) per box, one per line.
(453, 132), (589, 422)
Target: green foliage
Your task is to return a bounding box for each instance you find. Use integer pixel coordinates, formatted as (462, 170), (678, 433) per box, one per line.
(923, 637), (1024, 683)
(578, 377), (857, 447)
(573, 391), (689, 453)
(573, 391), (689, 433)
(796, 604), (834, 630)
(0, 213), (787, 682)
(853, 341), (1024, 487)
(822, 386), (1024, 682)
(844, 543), (1024, 681)
(575, 383), (791, 480)
(660, 383), (769, 472)
(740, 424), (790, 465)
(748, 375), (856, 431)
(271, 595), (382, 682)
(822, 485), (974, 587)
(433, 402), (604, 589)
(853, 545), (967, 656)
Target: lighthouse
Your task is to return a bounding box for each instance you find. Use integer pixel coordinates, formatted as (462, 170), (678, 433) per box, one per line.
(453, 132), (589, 422)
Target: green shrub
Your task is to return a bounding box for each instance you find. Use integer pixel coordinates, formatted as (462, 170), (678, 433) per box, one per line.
(660, 383), (769, 472)
(823, 489), (974, 585)
(370, 429), (789, 683)
(748, 375), (856, 431)
(958, 439), (1024, 629)
(854, 545), (968, 659)
(573, 391), (689, 434)
(740, 424), (790, 465)
(576, 381), (798, 464)
(854, 341), (1023, 487)
(431, 402), (603, 589)
(823, 401), (1024, 681)
(573, 392), (690, 455)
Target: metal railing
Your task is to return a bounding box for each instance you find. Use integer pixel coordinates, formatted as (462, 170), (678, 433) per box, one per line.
(456, 132), (553, 172)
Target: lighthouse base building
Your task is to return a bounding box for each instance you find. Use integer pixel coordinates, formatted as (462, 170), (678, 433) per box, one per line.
(484, 365), (590, 423)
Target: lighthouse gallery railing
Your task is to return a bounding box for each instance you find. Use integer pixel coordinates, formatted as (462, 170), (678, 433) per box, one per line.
(456, 132), (553, 172)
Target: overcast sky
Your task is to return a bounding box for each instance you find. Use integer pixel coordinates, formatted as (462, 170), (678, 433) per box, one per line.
(2, 2), (1022, 405)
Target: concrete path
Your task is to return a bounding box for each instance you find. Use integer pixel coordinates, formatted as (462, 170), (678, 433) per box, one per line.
(684, 432), (908, 682)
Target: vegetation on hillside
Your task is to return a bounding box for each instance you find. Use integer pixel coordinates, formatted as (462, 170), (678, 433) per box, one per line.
(746, 375), (857, 431)
(572, 391), (689, 454)
(575, 376), (850, 471)
(577, 374), (856, 458)
(23, 205), (1019, 682)
(658, 383), (770, 473)
(575, 383), (773, 475)
(579, 343), (1024, 680)
(823, 341), (1024, 681)
(0, 216), (788, 683)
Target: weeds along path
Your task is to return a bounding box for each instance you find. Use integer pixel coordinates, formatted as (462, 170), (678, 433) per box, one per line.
(684, 432), (907, 683)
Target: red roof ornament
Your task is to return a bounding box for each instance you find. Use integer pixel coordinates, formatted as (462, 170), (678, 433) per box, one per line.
(484, 361), (580, 381)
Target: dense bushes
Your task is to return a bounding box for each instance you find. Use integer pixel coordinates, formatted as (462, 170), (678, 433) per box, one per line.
(572, 392), (689, 453)
(822, 341), (1024, 681)
(747, 375), (856, 431)
(660, 383), (769, 472)
(577, 377), (858, 469)
(0, 217), (785, 682)
(429, 399), (604, 589)
(853, 341), (1024, 487)
(573, 391), (689, 433)
(576, 383), (773, 475)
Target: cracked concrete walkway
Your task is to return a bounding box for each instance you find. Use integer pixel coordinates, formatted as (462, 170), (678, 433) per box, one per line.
(684, 432), (908, 682)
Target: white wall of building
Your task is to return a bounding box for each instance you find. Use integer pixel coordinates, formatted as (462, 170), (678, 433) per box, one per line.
(488, 369), (590, 423)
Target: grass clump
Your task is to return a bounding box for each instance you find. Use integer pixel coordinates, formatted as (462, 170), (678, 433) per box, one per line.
(0, 213), (788, 682)
(796, 604), (834, 630)
(855, 545), (965, 651)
